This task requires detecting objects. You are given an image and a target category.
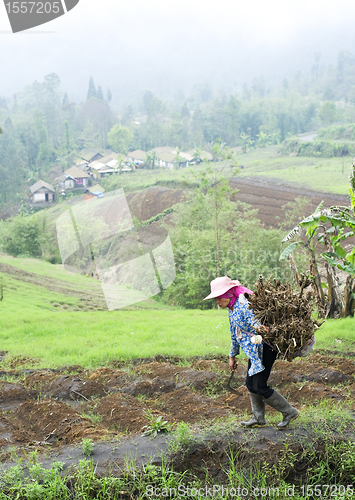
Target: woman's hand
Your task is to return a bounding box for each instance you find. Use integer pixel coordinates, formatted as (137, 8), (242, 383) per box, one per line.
(229, 357), (238, 371)
(256, 325), (269, 334)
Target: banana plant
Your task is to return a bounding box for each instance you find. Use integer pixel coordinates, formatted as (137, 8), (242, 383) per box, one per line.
(279, 194), (355, 318)
(280, 201), (327, 309)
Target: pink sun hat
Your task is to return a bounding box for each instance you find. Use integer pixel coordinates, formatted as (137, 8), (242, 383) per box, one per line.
(203, 276), (241, 300)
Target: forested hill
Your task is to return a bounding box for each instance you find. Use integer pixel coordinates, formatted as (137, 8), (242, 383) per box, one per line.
(1, 49), (355, 212)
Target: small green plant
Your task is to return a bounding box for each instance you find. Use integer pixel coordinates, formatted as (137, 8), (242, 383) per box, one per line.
(82, 411), (103, 425)
(29, 448), (39, 465)
(135, 394), (148, 402)
(81, 438), (94, 457)
(142, 410), (173, 437)
(168, 422), (194, 454)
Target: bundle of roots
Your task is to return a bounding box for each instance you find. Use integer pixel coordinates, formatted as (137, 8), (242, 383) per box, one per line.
(248, 274), (323, 359)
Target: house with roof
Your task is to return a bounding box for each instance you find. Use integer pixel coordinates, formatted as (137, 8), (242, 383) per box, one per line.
(186, 150), (213, 162)
(97, 167), (115, 178)
(90, 161), (115, 179)
(75, 159), (89, 170)
(55, 174), (75, 190)
(128, 150), (146, 162)
(151, 146), (176, 154)
(99, 153), (120, 164)
(64, 166), (91, 187)
(155, 152), (176, 169)
(79, 149), (104, 163)
(29, 180), (55, 204)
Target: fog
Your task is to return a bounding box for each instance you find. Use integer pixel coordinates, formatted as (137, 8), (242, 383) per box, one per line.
(1, 0), (355, 104)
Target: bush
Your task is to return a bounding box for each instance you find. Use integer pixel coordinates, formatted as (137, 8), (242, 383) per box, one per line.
(0, 215), (61, 263)
(281, 137), (355, 157)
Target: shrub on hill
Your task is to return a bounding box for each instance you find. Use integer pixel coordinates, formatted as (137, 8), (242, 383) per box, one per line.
(318, 123), (355, 141)
(0, 215), (60, 263)
(281, 137), (354, 157)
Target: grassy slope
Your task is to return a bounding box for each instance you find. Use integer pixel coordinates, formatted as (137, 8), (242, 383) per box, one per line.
(0, 254), (231, 368)
(233, 145), (352, 195)
(0, 254), (353, 369)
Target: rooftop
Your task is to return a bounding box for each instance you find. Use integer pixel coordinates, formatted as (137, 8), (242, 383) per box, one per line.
(29, 180), (55, 194)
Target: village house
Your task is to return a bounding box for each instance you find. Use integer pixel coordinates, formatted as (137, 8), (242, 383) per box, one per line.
(55, 174), (75, 190)
(186, 150), (213, 162)
(155, 152), (175, 169)
(151, 146), (176, 154)
(75, 159), (89, 170)
(79, 148), (104, 163)
(64, 166), (91, 187)
(29, 180), (55, 204)
(128, 150), (146, 165)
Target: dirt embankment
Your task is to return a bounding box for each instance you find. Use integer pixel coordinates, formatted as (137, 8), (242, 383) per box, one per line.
(0, 352), (353, 476)
(124, 179), (349, 229)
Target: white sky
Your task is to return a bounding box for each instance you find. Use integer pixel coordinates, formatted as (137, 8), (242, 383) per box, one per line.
(1, 0), (355, 101)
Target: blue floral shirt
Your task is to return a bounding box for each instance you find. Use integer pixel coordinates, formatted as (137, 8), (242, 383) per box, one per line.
(229, 296), (265, 376)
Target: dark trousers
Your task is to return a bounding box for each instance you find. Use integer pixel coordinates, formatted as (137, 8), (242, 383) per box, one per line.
(245, 343), (277, 399)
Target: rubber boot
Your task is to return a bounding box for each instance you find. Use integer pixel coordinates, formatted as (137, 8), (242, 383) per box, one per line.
(264, 390), (299, 428)
(240, 392), (266, 427)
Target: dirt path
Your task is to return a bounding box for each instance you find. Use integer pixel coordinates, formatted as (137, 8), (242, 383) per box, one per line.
(0, 352), (354, 476)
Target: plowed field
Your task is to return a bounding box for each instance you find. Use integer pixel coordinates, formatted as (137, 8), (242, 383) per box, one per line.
(0, 352), (354, 474)
(125, 179), (349, 229)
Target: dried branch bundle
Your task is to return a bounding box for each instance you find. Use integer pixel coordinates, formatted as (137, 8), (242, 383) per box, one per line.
(248, 275), (322, 359)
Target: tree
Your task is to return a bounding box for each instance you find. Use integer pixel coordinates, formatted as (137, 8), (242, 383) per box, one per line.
(64, 121), (70, 150)
(87, 76), (96, 100)
(0, 126), (27, 204)
(318, 101), (338, 127)
(280, 169), (355, 318)
(145, 150), (157, 169)
(96, 86), (104, 101)
(181, 103), (190, 119)
(107, 124), (133, 154)
(122, 105), (134, 125)
(107, 89), (112, 103)
(163, 165), (286, 308)
(62, 93), (69, 107)
(240, 132), (252, 153)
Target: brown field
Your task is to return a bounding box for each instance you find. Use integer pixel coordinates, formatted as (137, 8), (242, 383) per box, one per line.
(125, 177), (348, 229)
(0, 352), (354, 477)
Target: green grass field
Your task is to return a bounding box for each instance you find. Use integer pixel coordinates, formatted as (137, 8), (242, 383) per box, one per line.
(0, 254), (354, 369)
(234, 146), (352, 195)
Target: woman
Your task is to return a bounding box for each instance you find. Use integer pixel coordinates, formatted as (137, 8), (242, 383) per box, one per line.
(204, 276), (299, 428)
